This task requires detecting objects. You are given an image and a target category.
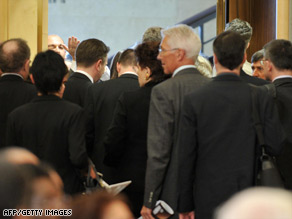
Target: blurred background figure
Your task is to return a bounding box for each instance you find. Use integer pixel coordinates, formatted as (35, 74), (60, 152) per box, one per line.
(215, 187), (292, 219)
(251, 49), (267, 80)
(104, 41), (169, 217)
(142, 26), (163, 43)
(110, 51), (122, 79)
(69, 191), (134, 219)
(0, 162), (28, 218)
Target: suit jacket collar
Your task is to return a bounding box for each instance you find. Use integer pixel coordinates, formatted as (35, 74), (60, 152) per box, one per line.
(70, 72), (93, 82)
(32, 94), (62, 103)
(0, 74), (24, 82)
(174, 67), (200, 77)
(73, 70), (94, 83)
(213, 73), (242, 82)
(273, 77), (292, 86)
(119, 73), (138, 79)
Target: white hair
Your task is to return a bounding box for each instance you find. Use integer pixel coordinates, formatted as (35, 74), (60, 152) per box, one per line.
(215, 187), (292, 219)
(161, 24), (201, 61)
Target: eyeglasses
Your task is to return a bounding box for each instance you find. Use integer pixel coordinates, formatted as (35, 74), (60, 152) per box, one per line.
(48, 44), (65, 50)
(260, 59), (268, 65)
(158, 47), (179, 53)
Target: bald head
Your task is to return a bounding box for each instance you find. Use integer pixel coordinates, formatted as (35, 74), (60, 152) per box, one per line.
(0, 147), (39, 165)
(0, 38), (30, 76)
(48, 34), (66, 59)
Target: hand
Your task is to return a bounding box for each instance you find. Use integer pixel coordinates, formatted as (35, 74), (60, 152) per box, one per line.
(179, 211), (195, 219)
(141, 206), (154, 219)
(66, 36), (80, 60)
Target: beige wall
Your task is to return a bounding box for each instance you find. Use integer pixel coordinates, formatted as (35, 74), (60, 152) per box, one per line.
(0, 0), (48, 60)
(48, 0), (217, 56)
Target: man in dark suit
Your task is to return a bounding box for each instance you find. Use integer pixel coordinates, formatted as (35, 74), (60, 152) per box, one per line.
(0, 38), (37, 148)
(141, 24), (211, 218)
(213, 18), (268, 85)
(262, 39), (292, 190)
(6, 50), (88, 195)
(85, 49), (139, 183)
(177, 31), (285, 219)
(63, 38), (110, 107)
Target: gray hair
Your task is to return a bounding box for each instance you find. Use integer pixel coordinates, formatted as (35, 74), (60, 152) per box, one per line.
(142, 26), (163, 43)
(225, 18), (252, 48)
(251, 49), (264, 63)
(162, 24), (201, 61)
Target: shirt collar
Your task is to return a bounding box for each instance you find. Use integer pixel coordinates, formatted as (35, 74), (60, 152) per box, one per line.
(172, 65), (196, 77)
(120, 71), (138, 76)
(273, 75), (292, 82)
(1, 73), (23, 79)
(75, 70), (94, 83)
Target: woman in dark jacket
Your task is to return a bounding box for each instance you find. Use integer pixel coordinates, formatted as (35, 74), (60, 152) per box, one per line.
(103, 41), (170, 217)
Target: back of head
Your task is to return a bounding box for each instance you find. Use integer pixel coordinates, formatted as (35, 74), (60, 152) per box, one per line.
(0, 38), (30, 73)
(263, 39), (292, 71)
(135, 41), (168, 83)
(162, 24), (201, 61)
(195, 55), (212, 78)
(76, 38), (110, 68)
(213, 31), (245, 70)
(118, 49), (137, 68)
(30, 50), (67, 95)
(225, 18), (252, 48)
(215, 187), (292, 219)
(142, 26), (163, 43)
(251, 49), (264, 63)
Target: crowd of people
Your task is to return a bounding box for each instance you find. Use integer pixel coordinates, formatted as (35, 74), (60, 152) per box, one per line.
(1, 18), (292, 219)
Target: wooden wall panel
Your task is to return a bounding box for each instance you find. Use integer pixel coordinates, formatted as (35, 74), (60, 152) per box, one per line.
(0, 0), (48, 59)
(277, 0), (289, 39)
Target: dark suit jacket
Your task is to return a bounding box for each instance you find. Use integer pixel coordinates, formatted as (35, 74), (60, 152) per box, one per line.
(103, 81), (159, 217)
(177, 73), (285, 219)
(85, 73), (139, 183)
(240, 69), (269, 85)
(63, 72), (93, 107)
(0, 74), (37, 148)
(6, 95), (88, 194)
(144, 67), (211, 213)
(271, 77), (292, 190)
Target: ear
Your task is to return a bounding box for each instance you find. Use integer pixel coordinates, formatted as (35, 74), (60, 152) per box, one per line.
(213, 53), (218, 65)
(241, 53), (247, 66)
(116, 62), (121, 73)
(24, 59), (30, 73)
(177, 49), (185, 61)
(30, 74), (35, 84)
(95, 59), (103, 72)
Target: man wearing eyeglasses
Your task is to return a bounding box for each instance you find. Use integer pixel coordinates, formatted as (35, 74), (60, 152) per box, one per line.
(141, 24), (210, 219)
(262, 39), (292, 190)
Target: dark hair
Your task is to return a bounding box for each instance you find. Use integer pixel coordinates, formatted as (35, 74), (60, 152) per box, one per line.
(251, 49), (264, 63)
(76, 38), (110, 67)
(213, 31), (245, 70)
(264, 39), (292, 71)
(110, 51), (122, 79)
(118, 49), (137, 67)
(30, 50), (67, 95)
(0, 38), (30, 73)
(135, 41), (169, 83)
(225, 18), (252, 48)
